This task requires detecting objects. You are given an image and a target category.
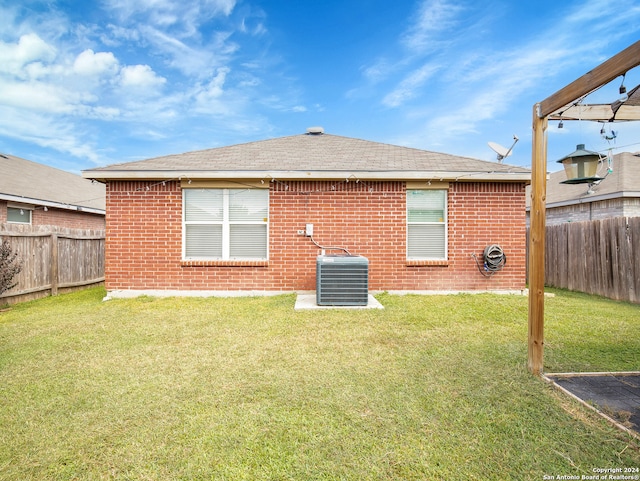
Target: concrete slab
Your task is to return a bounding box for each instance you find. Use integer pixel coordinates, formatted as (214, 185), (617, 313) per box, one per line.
(294, 294), (384, 310)
(104, 290), (291, 300)
(104, 289), (537, 301)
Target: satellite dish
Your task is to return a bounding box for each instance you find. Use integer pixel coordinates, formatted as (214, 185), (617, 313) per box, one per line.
(488, 135), (519, 162)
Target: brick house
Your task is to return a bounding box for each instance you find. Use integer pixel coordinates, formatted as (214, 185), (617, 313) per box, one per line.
(83, 130), (531, 296)
(1, 153), (105, 229)
(526, 151), (640, 226)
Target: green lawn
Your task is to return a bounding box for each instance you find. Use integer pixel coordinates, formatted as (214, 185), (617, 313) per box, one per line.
(0, 287), (639, 480)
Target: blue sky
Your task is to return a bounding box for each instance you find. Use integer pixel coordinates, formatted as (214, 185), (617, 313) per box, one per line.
(1, 0), (639, 175)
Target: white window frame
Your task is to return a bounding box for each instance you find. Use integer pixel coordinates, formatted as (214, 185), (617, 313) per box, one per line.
(7, 205), (33, 224)
(406, 189), (448, 260)
(182, 188), (269, 261)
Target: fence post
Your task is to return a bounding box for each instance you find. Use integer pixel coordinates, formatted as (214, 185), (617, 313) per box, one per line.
(51, 233), (58, 296)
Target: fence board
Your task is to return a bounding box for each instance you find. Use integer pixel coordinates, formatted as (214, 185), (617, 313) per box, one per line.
(529, 217), (640, 304)
(632, 217), (640, 303)
(610, 218), (624, 301)
(0, 225), (105, 304)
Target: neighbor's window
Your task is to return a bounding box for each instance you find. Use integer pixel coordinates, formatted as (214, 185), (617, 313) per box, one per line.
(407, 189), (447, 259)
(7, 207), (31, 224)
(183, 189), (268, 260)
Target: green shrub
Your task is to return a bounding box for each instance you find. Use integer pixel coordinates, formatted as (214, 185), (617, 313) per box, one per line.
(0, 240), (22, 295)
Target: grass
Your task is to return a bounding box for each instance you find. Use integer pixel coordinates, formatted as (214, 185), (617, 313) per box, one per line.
(0, 287), (639, 480)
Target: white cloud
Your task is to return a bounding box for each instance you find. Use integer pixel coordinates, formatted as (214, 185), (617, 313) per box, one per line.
(564, 0), (635, 25)
(73, 49), (119, 77)
(140, 26), (210, 76)
(396, 0), (640, 152)
(355, 0), (467, 105)
(0, 81), (82, 114)
(0, 33), (56, 77)
(104, 0), (237, 33)
(136, 25), (239, 77)
(97, 0), (244, 79)
(119, 64), (166, 90)
(101, 24), (141, 46)
(0, 0), (279, 166)
(382, 63), (441, 108)
(0, 105), (101, 164)
(203, 67), (229, 97)
(362, 59), (393, 83)
(0, 18), (175, 164)
(90, 106), (121, 120)
(193, 67), (232, 113)
(22, 61), (64, 81)
(401, 0), (464, 53)
(240, 14), (267, 36)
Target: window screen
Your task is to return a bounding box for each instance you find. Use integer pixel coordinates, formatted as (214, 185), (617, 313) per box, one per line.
(407, 190), (447, 259)
(183, 189), (268, 260)
(7, 207), (31, 224)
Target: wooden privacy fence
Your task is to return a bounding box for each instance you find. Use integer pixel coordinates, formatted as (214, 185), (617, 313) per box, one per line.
(535, 217), (640, 304)
(0, 224), (105, 304)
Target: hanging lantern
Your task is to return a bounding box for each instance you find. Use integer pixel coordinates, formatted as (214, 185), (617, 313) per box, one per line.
(557, 144), (603, 184)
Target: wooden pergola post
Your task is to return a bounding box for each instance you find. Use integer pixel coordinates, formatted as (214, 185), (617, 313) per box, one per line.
(528, 107), (547, 374)
(527, 40), (640, 375)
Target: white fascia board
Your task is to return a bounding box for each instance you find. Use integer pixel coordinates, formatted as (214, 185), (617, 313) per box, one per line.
(82, 170), (531, 182)
(0, 193), (105, 215)
(543, 191), (640, 209)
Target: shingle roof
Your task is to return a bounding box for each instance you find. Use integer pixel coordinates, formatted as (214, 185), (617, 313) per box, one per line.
(83, 133), (531, 182)
(1, 153), (105, 212)
(527, 151), (640, 208)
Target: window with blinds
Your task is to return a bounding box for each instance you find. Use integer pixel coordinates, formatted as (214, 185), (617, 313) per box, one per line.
(183, 189), (268, 260)
(407, 189), (447, 260)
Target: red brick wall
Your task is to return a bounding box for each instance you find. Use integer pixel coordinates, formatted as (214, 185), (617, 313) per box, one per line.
(0, 200), (105, 230)
(104, 180), (527, 292)
(446, 182), (527, 290)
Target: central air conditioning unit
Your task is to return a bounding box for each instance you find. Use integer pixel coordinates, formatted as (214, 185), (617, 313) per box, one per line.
(316, 255), (369, 306)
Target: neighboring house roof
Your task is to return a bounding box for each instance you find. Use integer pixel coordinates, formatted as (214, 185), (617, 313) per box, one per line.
(526, 151), (640, 209)
(83, 132), (531, 183)
(1, 153), (105, 214)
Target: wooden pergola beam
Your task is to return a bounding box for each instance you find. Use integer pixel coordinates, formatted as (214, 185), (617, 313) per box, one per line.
(548, 104), (640, 122)
(528, 40), (640, 375)
(539, 41), (640, 118)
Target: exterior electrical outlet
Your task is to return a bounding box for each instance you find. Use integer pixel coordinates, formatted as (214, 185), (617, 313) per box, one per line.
(316, 255), (369, 306)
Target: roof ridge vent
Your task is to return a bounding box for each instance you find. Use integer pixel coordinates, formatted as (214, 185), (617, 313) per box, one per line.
(306, 126), (324, 135)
